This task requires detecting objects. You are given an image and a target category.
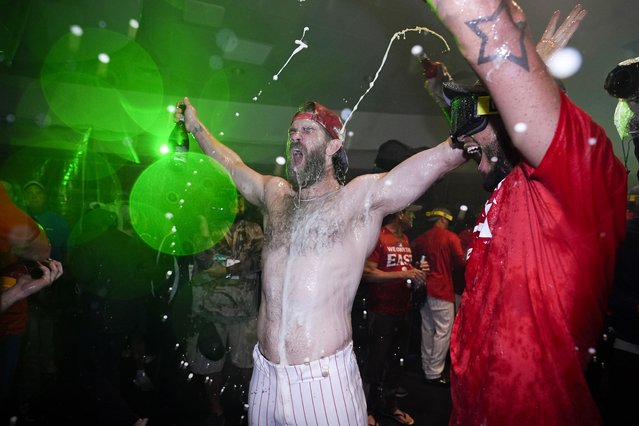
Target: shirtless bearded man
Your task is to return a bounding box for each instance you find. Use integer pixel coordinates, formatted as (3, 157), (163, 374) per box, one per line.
(177, 99), (465, 425)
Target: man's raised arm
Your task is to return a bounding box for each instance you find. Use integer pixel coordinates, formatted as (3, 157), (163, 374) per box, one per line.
(428, 0), (565, 167)
(177, 97), (270, 207)
(368, 139), (466, 217)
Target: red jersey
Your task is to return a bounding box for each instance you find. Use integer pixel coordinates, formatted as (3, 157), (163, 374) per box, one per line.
(367, 227), (413, 315)
(450, 93), (627, 425)
(412, 226), (465, 302)
(457, 228), (472, 254)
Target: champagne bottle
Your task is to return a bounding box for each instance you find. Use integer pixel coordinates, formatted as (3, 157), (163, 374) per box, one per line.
(419, 53), (452, 122)
(169, 105), (189, 161)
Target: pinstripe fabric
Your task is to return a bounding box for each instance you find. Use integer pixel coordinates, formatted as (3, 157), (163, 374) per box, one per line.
(248, 343), (367, 425)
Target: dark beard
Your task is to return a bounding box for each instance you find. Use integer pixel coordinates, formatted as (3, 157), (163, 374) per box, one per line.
(481, 120), (518, 192)
(287, 147), (326, 191)
(482, 159), (511, 192)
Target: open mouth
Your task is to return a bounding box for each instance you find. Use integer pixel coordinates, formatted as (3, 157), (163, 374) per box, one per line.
(291, 147), (304, 167)
(463, 141), (481, 163)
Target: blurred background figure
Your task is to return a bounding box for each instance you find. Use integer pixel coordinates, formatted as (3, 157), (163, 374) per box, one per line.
(185, 195), (263, 426)
(16, 180), (71, 418)
(68, 206), (159, 426)
(0, 181), (62, 423)
(22, 181), (69, 262)
(451, 209), (475, 313)
(0, 181), (25, 211)
(604, 185), (639, 426)
(411, 207), (465, 388)
(596, 58), (639, 425)
(362, 206), (425, 426)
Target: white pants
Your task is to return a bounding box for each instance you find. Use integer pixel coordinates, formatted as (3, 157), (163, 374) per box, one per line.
(420, 296), (455, 379)
(248, 342), (367, 425)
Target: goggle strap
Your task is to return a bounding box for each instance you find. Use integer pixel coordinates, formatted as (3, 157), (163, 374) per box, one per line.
(477, 96), (499, 116)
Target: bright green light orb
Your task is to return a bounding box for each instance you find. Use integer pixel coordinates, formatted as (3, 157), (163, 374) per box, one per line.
(40, 28), (164, 141)
(129, 153), (237, 256)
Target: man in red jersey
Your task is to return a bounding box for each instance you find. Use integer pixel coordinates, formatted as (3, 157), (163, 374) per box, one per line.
(426, 1), (627, 424)
(363, 205), (426, 426)
(411, 207), (465, 387)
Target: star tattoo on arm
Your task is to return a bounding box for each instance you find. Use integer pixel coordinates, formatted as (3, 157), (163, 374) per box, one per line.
(465, 2), (529, 71)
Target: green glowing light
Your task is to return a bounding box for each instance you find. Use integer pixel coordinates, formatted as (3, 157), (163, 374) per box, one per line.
(129, 153), (237, 256)
(40, 28), (165, 142)
(0, 139), (123, 226)
(614, 99), (634, 141)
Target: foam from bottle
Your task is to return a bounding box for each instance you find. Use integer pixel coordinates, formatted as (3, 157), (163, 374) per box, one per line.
(340, 27), (450, 133)
(253, 27), (310, 104)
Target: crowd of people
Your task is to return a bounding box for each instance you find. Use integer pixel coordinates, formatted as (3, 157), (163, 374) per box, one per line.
(1, 1), (637, 425)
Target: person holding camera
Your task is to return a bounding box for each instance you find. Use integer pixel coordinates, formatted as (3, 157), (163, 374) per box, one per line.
(1, 182), (59, 313)
(0, 182), (62, 421)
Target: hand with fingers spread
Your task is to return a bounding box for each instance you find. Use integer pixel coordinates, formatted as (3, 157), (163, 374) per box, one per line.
(536, 4), (588, 63)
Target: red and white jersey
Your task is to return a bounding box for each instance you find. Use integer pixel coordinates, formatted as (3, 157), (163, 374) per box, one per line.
(451, 92), (627, 425)
(367, 226), (413, 315)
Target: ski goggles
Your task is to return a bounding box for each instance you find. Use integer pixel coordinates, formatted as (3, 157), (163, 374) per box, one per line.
(449, 94), (499, 145)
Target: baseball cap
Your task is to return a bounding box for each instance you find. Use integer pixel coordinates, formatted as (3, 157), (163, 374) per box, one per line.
(291, 101), (349, 183)
(425, 207), (453, 221)
(374, 139), (429, 172)
(23, 180), (45, 191)
(292, 101), (344, 141)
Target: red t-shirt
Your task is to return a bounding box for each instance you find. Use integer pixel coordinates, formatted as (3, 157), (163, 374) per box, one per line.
(411, 226), (465, 302)
(1, 186), (45, 335)
(450, 93), (627, 426)
(367, 227), (413, 315)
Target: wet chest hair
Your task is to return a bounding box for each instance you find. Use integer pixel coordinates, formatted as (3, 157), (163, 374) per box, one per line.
(264, 196), (346, 253)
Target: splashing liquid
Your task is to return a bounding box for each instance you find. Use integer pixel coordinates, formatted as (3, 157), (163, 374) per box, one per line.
(274, 27), (310, 80)
(341, 26), (450, 133)
(253, 27), (310, 102)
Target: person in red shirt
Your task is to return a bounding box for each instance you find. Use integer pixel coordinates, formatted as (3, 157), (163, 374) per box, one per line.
(427, 2), (627, 424)
(362, 205), (426, 426)
(0, 183), (62, 417)
(411, 207), (465, 387)
(452, 211), (475, 311)
(0, 183), (62, 314)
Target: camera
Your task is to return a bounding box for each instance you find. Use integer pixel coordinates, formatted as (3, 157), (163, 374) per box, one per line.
(604, 57), (639, 100)
(605, 57), (639, 181)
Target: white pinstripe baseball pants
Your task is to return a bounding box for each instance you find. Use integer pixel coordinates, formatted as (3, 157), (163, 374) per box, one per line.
(248, 342), (367, 425)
